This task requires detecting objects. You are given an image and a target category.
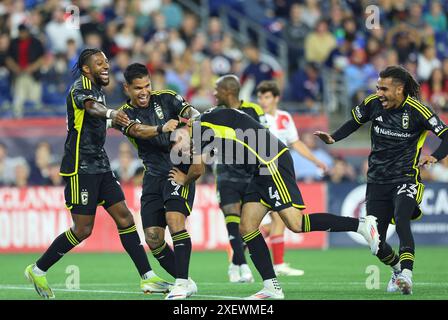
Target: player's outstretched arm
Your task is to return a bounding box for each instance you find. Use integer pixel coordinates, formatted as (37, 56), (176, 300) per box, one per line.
(315, 118), (362, 144)
(84, 100), (131, 127)
(290, 139), (328, 173)
(419, 131), (448, 167)
(125, 119), (179, 139)
(313, 131), (335, 144)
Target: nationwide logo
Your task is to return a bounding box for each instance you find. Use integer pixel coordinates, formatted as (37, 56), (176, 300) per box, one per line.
(373, 126), (411, 138)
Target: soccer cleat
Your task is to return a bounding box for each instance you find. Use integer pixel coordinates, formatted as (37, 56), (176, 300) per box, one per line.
(165, 282), (191, 300)
(386, 271), (400, 293)
(245, 287), (284, 300)
(141, 275), (173, 294)
(239, 264), (254, 283)
(228, 263), (241, 283)
(357, 215), (380, 255)
(24, 264), (55, 299)
(396, 273), (413, 295)
(274, 263), (305, 276)
(188, 277), (198, 295)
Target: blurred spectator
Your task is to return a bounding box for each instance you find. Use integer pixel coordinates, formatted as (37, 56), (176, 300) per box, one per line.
(420, 68), (448, 111)
(114, 15), (137, 50)
(291, 132), (333, 182)
(14, 158), (30, 188)
(207, 36), (234, 77)
(187, 58), (217, 112)
(0, 142), (19, 186)
(423, 1), (447, 34)
(179, 12), (198, 45)
(304, 19), (336, 65)
(386, 23), (420, 64)
(357, 159), (369, 184)
(344, 48), (377, 102)
(241, 43), (284, 98)
(417, 44), (441, 82)
(45, 7), (83, 54)
(0, 33), (11, 110)
(301, 0), (322, 29)
(289, 62), (323, 113)
(5, 24), (44, 118)
(151, 68), (169, 91)
(47, 159), (63, 186)
(324, 156), (357, 184)
(406, 2), (425, 31)
(165, 51), (193, 96)
(429, 156), (448, 182)
(111, 142), (141, 185)
(28, 141), (53, 185)
(168, 29), (186, 57)
(160, 0), (184, 29)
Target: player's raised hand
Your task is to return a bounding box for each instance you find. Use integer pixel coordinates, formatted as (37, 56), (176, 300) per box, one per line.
(111, 110), (131, 127)
(316, 160), (329, 175)
(163, 119), (179, 133)
(168, 167), (187, 185)
(418, 155), (438, 168)
(314, 131), (335, 144)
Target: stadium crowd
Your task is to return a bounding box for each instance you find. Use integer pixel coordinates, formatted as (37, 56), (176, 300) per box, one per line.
(0, 0), (447, 186)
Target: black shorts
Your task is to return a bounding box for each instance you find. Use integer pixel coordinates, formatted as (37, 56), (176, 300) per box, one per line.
(216, 180), (249, 208)
(366, 182), (424, 224)
(243, 151), (306, 211)
(63, 171), (125, 215)
(141, 173), (195, 229)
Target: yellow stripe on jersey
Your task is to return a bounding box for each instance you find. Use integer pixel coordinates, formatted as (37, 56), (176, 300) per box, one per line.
(351, 109), (362, 124)
(437, 127), (448, 137)
(406, 96), (432, 119)
(363, 94), (378, 105)
(60, 90), (86, 176)
(240, 101), (265, 116)
(152, 89), (177, 96)
(412, 131), (428, 184)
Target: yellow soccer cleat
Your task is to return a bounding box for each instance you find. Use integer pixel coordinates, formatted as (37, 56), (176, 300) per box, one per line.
(24, 264), (55, 299)
(141, 275), (173, 294)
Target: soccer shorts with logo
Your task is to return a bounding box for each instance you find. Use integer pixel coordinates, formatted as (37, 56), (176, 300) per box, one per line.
(366, 182), (424, 225)
(243, 151), (306, 211)
(216, 180), (249, 208)
(63, 171), (125, 215)
(140, 173), (195, 228)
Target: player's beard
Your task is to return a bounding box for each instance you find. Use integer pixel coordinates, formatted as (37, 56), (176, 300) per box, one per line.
(94, 73), (109, 87)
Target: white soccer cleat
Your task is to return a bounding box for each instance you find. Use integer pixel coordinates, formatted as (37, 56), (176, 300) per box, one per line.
(228, 263), (241, 283)
(245, 278), (284, 300)
(396, 273), (413, 295)
(274, 263), (305, 276)
(386, 271), (400, 292)
(188, 277), (198, 295)
(239, 264), (254, 283)
(357, 215), (380, 255)
(165, 282), (191, 300)
(140, 275), (173, 294)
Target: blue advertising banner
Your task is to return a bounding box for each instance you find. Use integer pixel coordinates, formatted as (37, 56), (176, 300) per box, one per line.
(328, 182), (448, 247)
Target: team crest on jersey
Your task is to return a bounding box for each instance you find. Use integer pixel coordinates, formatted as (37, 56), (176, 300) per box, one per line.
(428, 116), (438, 127)
(154, 103), (164, 120)
(402, 112), (409, 129)
(81, 190), (89, 205)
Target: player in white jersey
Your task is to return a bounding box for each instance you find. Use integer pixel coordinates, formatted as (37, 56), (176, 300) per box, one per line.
(256, 80), (328, 276)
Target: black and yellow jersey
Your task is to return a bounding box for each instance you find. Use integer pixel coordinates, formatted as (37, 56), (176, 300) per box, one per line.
(352, 94), (448, 184)
(215, 101), (268, 183)
(118, 90), (192, 176)
(194, 107), (288, 174)
(60, 75), (110, 176)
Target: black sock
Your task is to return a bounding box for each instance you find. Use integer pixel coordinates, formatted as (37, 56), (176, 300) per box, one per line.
(377, 242), (400, 267)
(151, 241), (176, 278)
(243, 230), (276, 280)
(36, 229), (80, 271)
(225, 214), (246, 265)
(394, 197), (416, 271)
(172, 230), (192, 279)
(399, 248), (415, 271)
(302, 213), (359, 232)
(119, 224), (151, 277)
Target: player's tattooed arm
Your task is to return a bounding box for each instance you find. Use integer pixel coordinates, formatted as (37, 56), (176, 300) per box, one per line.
(84, 100), (131, 127)
(125, 119), (179, 139)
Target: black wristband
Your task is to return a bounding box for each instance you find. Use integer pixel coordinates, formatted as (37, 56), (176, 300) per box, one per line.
(157, 125), (163, 133)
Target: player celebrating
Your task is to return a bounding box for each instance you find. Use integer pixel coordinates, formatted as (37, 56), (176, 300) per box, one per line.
(182, 105), (380, 299)
(115, 63), (202, 300)
(24, 49), (171, 299)
(315, 65), (448, 295)
(213, 74), (264, 283)
(256, 80), (328, 276)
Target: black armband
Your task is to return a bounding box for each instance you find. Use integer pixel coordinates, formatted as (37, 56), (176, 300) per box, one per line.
(432, 131), (448, 161)
(331, 118), (362, 142)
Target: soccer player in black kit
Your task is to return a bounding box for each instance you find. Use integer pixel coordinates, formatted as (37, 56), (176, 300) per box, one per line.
(24, 49), (171, 299)
(315, 66), (448, 295)
(115, 63), (202, 299)
(179, 105), (381, 299)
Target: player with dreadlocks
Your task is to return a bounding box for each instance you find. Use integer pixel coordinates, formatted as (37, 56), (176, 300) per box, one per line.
(24, 49), (172, 299)
(315, 65), (448, 295)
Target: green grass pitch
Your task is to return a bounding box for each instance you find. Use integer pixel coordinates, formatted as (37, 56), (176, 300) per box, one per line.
(1, 246), (447, 300)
